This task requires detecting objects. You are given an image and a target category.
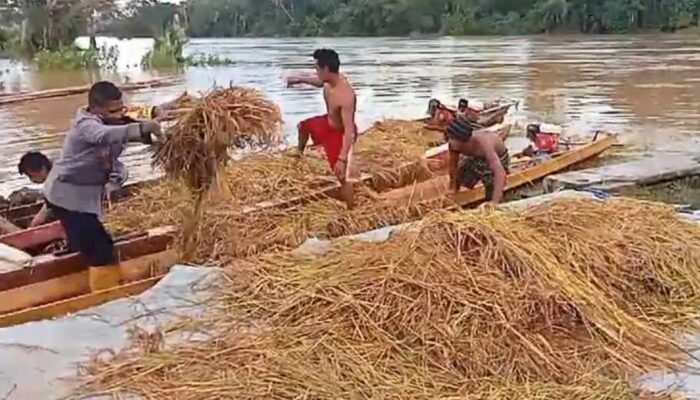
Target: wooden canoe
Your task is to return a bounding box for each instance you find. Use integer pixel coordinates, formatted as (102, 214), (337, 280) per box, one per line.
(422, 101), (516, 129)
(381, 132), (616, 207)
(0, 226), (178, 322)
(0, 123), (512, 253)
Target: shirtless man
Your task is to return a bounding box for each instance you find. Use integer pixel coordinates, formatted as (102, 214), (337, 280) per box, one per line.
(446, 117), (509, 204)
(287, 48), (359, 208)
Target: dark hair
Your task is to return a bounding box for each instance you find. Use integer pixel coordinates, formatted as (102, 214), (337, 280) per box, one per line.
(446, 117), (474, 142)
(313, 49), (340, 73)
(88, 81), (122, 109)
(18, 151), (52, 175)
(458, 99), (468, 109)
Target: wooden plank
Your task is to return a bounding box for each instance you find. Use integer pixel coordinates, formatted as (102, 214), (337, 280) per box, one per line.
(0, 226), (176, 291)
(0, 275), (164, 327)
(0, 250), (177, 315)
(0, 271), (88, 315)
(0, 76), (181, 106)
(0, 221), (64, 251)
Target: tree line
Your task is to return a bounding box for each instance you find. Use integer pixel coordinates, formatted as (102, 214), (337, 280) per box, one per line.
(114, 0), (699, 38)
(1, 0), (699, 54)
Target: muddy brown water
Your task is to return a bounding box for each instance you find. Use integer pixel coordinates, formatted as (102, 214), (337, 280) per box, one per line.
(1, 34), (699, 196)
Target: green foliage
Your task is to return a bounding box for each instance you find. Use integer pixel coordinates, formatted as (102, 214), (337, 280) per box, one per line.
(6, 0), (699, 45)
(168, 0), (697, 36)
(184, 54), (236, 66)
(0, 27), (10, 51)
(32, 45), (119, 70)
(106, 0), (180, 38)
(140, 15), (187, 68)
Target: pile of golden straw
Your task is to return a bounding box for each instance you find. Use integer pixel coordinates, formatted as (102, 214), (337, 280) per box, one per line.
(79, 198), (700, 399)
(153, 86), (283, 192)
(106, 119), (441, 246)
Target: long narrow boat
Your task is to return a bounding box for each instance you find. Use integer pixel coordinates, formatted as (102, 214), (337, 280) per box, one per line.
(0, 226), (178, 325)
(0, 129), (610, 328)
(421, 100), (516, 129)
(0, 121), (511, 231)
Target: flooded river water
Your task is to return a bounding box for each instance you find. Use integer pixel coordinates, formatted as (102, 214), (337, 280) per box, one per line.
(0, 34), (699, 195)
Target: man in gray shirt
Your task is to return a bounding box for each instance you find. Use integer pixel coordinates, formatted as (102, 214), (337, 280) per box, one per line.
(44, 81), (162, 291)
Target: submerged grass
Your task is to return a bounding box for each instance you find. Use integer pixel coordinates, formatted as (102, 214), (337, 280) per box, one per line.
(78, 197), (700, 399)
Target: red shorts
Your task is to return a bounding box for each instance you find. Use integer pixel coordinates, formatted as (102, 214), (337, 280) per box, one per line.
(298, 115), (360, 183)
(298, 115), (352, 168)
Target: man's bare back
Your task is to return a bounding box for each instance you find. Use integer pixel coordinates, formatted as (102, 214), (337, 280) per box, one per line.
(445, 118), (510, 204)
(449, 132), (506, 159)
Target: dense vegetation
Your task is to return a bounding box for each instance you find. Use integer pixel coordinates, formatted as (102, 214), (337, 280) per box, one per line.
(0, 0), (697, 69)
(116, 0), (700, 37)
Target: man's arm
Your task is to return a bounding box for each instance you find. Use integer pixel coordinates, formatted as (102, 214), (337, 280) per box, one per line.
(28, 204), (51, 228)
(338, 100), (356, 168)
(287, 74), (324, 88)
(78, 120), (162, 146)
(448, 146), (460, 194)
(484, 148), (507, 204)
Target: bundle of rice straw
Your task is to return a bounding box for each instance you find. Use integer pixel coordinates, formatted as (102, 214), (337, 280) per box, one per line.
(106, 119), (441, 242)
(78, 197), (700, 399)
(153, 86), (282, 192)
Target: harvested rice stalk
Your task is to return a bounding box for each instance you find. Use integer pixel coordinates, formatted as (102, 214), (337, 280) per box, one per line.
(153, 86), (282, 192)
(152, 86), (282, 257)
(178, 186), (455, 265)
(77, 197), (700, 399)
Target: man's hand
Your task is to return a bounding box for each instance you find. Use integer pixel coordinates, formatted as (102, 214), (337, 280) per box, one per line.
(286, 76), (301, 88)
(334, 159), (347, 182)
(143, 120), (167, 143)
(28, 204), (51, 228)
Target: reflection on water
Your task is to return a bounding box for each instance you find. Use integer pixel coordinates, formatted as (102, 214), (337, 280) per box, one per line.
(1, 34), (699, 195)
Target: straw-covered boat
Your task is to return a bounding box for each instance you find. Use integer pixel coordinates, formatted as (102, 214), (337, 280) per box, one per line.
(0, 120), (510, 230)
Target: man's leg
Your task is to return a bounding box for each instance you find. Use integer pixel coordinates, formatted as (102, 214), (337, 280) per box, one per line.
(339, 181), (354, 209)
(297, 123), (310, 156)
(59, 209), (120, 291)
(339, 149), (360, 209)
